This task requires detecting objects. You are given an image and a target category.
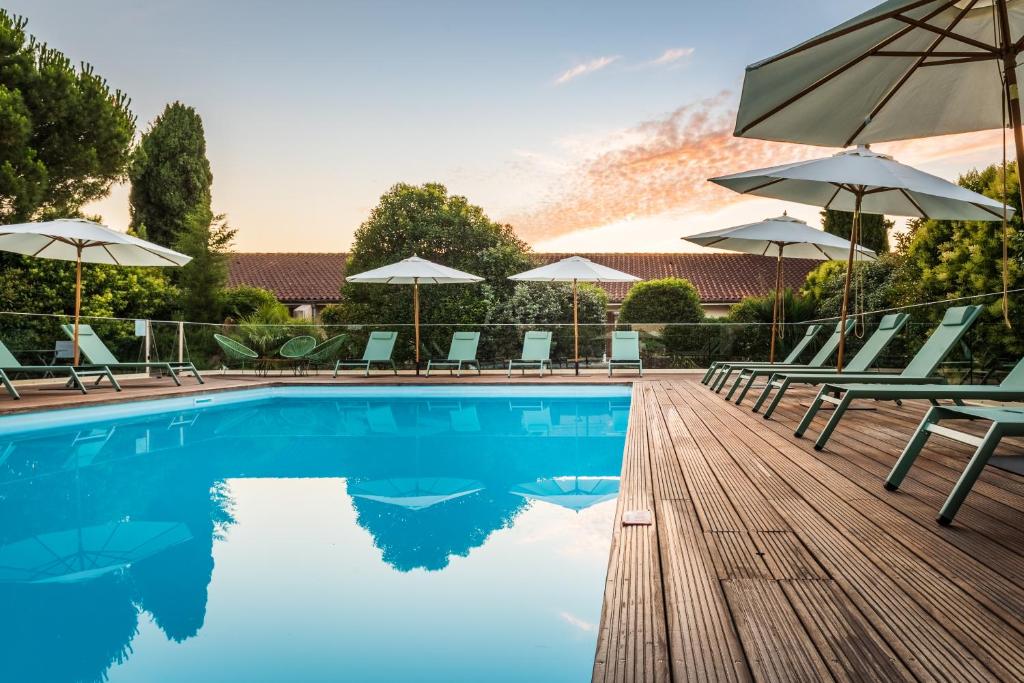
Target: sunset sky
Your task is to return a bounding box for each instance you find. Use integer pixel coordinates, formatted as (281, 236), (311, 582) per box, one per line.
(12, 0), (1010, 252)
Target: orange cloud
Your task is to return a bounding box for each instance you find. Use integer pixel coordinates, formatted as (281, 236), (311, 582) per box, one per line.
(505, 94), (825, 242)
(505, 95), (1006, 244)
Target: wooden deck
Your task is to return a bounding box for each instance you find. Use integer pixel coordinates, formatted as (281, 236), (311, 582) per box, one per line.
(594, 377), (1024, 683)
(4, 371), (1024, 681)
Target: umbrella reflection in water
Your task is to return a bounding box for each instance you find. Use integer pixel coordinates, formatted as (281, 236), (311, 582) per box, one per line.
(510, 476), (621, 513)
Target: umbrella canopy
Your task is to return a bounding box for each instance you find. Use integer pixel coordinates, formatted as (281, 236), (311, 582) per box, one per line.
(711, 146), (1012, 221)
(0, 521), (193, 584)
(510, 476), (620, 513)
(710, 146), (1011, 369)
(344, 255), (484, 285)
(348, 477), (484, 511)
(0, 219), (192, 364)
(732, 0), (1023, 324)
(345, 256), (483, 367)
(509, 255), (642, 283)
(733, 0), (1024, 149)
(510, 256), (639, 367)
(685, 213), (877, 260)
(684, 213), (875, 361)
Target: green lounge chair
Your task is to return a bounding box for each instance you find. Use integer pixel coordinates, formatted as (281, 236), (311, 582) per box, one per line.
(722, 319), (857, 402)
(305, 335), (348, 372)
(426, 332), (481, 377)
(885, 404), (1024, 525)
(702, 324), (823, 386)
(333, 331), (398, 377)
(508, 331), (552, 377)
(0, 338), (120, 400)
(214, 334), (259, 370)
(715, 320), (852, 395)
(279, 335), (317, 374)
(791, 305), (984, 449)
(608, 331), (642, 376)
(751, 313), (911, 415)
(63, 324), (204, 386)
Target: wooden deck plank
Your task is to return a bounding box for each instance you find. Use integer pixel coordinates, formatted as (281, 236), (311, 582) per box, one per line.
(675, 380), (1024, 681)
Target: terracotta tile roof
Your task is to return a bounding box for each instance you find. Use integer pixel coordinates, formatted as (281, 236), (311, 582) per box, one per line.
(226, 253), (347, 303)
(536, 253), (820, 304)
(227, 252), (819, 305)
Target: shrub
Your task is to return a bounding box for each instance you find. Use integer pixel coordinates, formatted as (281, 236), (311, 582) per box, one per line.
(219, 286), (279, 322)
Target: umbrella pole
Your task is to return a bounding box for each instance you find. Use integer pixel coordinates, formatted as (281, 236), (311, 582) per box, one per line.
(997, 0), (1022, 327)
(836, 192), (862, 372)
(73, 247), (83, 366)
(413, 279), (420, 375)
(573, 278), (580, 376)
(769, 244), (784, 363)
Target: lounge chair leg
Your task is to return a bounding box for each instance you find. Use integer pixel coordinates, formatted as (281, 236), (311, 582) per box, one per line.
(886, 406), (944, 491)
(752, 379), (775, 414)
(734, 372), (758, 405)
(814, 393), (853, 451)
(70, 369), (88, 395)
(1, 370), (20, 400)
(701, 364), (716, 384)
(713, 368), (733, 393)
(333, 361), (341, 378)
(938, 425), (1003, 525)
(795, 387), (828, 438)
(724, 371), (744, 401)
(762, 378), (791, 419)
(391, 361), (397, 376)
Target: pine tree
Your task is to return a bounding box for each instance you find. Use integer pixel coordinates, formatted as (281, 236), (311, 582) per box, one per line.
(129, 103), (235, 321)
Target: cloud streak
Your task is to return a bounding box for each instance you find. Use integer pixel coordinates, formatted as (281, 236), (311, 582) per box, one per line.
(554, 56), (619, 85)
(504, 94), (1006, 244)
(646, 47), (695, 67)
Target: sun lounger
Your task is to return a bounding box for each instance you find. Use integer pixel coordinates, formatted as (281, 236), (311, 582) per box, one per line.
(702, 323), (823, 386)
(333, 331), (398, 377)
(508, 331), (552, 377)
(426, 332), (481, 376)
(751, 313), (910, 414)
(62, 324), (204, 386)
(722, 319), (857, 401)
(608, 331), (642, 376)
(885, 404), (1024, 525)
(0, 338), (120, 400)
(789, 305), (984, 448)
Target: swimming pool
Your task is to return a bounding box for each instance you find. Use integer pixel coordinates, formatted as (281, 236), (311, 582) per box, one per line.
(0, 386), (630, 683)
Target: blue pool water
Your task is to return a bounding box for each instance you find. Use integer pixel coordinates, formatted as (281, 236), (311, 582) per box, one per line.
(0, 387), (630, 683)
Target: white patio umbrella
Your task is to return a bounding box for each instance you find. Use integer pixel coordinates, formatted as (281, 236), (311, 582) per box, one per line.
(684, 213), (876, 362)
(710, 145), (1012, 369)
(0, 219), (192, 365)
(732, 0), (1024, 322)
(509, 256), (639, 369)
(344, 255), (483, 369)
(510, 476), (620, 513)
(0, 520), (192, 584)
(348, 477), (484, 511)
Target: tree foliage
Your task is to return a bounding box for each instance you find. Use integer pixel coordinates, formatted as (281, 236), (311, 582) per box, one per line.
(798, 162), (1024, 363)
(219, 286), (280, 322)
(619, 278), (703, 324)
(335, 182), (531, 330)
(725, 289), (820, 360)
(129, 103), (214, 247)
(128, 102), (234, 322)
(0, 11), (136, 222)
(821, 209), (892, 254)
(486, 281), (608, 361)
